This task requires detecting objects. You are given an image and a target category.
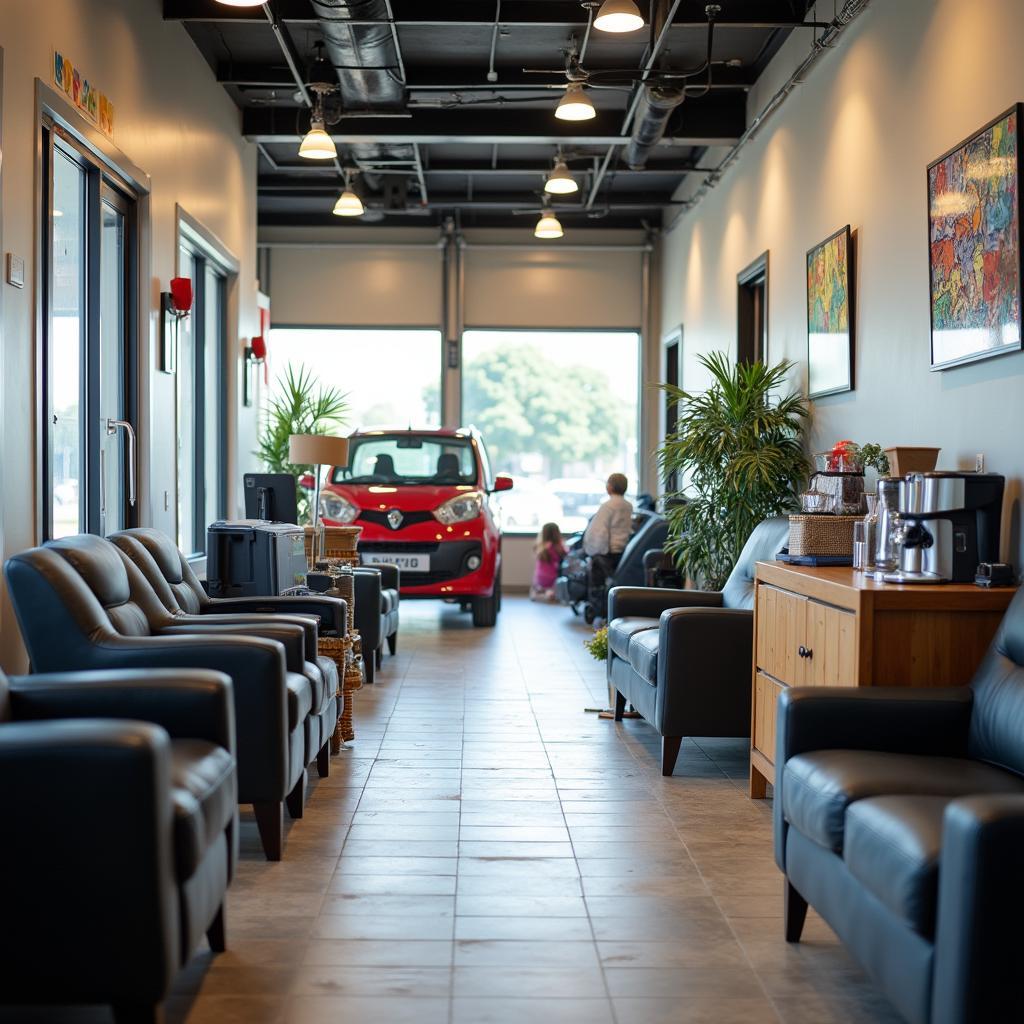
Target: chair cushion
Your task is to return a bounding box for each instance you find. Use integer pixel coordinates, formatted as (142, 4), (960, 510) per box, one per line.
(608, 617), (659, 660)
(844, 795), (947, 937)
(316, 654), (339, 697)
(302, 660), (328, 711)
(628, 628), (660, 685)
(286, 673), (313, 731)
(783, 749), (1024, 853)
(170, 739), (236, 882)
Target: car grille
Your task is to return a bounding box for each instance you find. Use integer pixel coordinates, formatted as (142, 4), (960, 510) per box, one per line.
(358, 509), (436, 530)
(358, 540), (482, 586)
(359, 541), (441, 554)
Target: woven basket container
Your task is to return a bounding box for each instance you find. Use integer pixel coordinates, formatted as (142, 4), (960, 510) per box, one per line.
(304, 525), (362, 565)
(788, 515), (860, 557)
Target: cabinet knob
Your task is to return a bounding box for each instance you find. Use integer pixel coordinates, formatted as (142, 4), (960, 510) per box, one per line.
(798, 645), (813, 659)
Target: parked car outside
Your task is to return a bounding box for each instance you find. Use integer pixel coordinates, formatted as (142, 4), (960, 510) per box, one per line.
(317, 427), (511, 627)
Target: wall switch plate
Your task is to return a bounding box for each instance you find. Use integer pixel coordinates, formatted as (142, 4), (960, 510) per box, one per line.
(6, 253), (24, 289)
(976, 453), (986, 473)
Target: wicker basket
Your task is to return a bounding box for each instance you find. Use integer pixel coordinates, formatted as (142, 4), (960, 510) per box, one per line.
(788, 514), (860, 557)
(304, 525), (362, 566)
(317, 634), (359, 748)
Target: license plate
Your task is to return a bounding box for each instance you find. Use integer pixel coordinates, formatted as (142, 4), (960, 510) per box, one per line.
(364, 552), (430, 572)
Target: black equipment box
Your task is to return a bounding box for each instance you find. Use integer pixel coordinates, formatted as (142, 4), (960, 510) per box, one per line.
(206, 520), (308, 597)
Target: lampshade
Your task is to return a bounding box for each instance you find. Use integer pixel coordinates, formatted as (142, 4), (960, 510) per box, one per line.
(289, 434), (350, 467)
(534, 211), (564, 239)
(214, 0), (264, 5)
(555, 83), (596, 121)
(544, 159), (578, 195)
(298, 121), (337, 160)
(333, 189), (365, 216)
(594, 0), (645, 32)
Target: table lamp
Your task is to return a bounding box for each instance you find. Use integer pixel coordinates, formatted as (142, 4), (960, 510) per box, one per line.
(288, 433), (350, 567)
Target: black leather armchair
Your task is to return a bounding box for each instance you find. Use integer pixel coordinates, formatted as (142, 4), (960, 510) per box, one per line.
(775, 585), (1024, 1024)
(606, 517), (790, 775)
(110, 528), (343, 776)
(353, 565), (400, 680)
(4, 537), (319, 861)
(0, 667), (235, 1024)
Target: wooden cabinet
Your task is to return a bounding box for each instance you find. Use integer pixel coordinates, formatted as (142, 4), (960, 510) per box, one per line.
(749, 562), (1015, 798)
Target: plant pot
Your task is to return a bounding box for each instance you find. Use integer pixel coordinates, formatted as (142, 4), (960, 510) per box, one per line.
(884, 446), (940, 478)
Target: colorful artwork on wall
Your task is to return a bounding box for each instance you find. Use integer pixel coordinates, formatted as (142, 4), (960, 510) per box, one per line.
(53, 51), (114, 138)
(806, 224), (854, 398)
(928, 105), (1023, 369)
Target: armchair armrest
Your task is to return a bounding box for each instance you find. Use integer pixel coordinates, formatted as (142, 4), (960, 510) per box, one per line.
(933, 795), (1024, 1022)
(8, 669), (234, 752)
(194, 610), (319, 654)
(209, 595), (347, 637)
(608, 585), (722, 621)
(159, 619), (306, 674)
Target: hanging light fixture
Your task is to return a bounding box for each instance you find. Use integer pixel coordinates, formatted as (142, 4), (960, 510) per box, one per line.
(299, 117), (337, 160)
(333, 177), (364, 217)
(213, 0), (264, 6)
(534, 204), (564, 240)
(594, 0), (645, 33)
(544, 157), (578, 195)
(555, 82), (596, 122)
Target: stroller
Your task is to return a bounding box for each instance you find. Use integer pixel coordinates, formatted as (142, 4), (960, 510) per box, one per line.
(555, 509), (669, 624)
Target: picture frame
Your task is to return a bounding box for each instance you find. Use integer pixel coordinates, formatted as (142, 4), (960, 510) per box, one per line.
(806, 225), (854, 398)
(928, 104), (1023, 370)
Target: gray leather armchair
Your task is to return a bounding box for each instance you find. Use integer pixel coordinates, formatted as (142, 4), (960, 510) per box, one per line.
(606, 517), (790, 775)
(4, 536), (322, 861)
(0, 667), (235, 1024)
(775, 585), (1024, 1024)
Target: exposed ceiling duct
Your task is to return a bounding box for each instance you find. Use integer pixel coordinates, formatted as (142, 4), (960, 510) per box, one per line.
(626, 86), (685, 169)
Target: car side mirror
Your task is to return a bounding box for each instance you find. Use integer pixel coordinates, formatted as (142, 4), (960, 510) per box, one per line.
(492, 474), (513, 492)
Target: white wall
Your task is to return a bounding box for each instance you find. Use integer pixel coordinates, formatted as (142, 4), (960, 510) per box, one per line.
(659, 0), (1024, 566)
(0, 0), (259, 669)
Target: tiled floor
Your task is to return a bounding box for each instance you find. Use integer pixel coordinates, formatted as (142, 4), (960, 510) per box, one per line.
(8, 597), (902, 1023)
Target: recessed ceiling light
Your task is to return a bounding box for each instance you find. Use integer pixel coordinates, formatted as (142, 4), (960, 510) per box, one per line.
(534, 210), (564, 239)
(298, 119), (337, 160)
(555, 83), (596, 122)
(594, 0), (645, 33)
(544, 158), (578, 194)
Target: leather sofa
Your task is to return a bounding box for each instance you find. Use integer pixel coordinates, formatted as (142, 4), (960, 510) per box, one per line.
(353, 565), (400, 680)
(4, 535), (327, 861)
(606, 517), (790, 775)
(775, 585), (1024, 1024)
(0, 667), (235, 1023)
(109, 527), (345, 760)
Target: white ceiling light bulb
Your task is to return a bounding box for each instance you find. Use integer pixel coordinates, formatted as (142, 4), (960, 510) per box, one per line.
(555, 82), (596, 122)
(544, 158), (578, 195)
(333, 188), (364, 217)
(534, 209), (564, 240)
(298, 118), (337, 160)
(213, 0), (265, 6)
(594, 0), (645, 33)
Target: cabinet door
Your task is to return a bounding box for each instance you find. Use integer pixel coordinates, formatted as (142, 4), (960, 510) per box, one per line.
(756, 584), (807, 686)
(753, 671), (785, 761)
(804, 599), (857, 686)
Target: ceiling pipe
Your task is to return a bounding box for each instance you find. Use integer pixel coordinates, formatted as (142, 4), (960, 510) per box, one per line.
(626, 85), (685, 169)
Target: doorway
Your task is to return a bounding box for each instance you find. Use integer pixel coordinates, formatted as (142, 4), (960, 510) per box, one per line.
(42, 122), (138, 539)
(737, 252), (769, 364)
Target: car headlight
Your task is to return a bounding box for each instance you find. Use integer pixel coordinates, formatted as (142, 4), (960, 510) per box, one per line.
(320, 493), (359, 524)
(435, 491), (484, 525)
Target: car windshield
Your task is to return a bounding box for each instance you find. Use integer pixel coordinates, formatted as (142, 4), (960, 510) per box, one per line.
(334, 435), (478, 486)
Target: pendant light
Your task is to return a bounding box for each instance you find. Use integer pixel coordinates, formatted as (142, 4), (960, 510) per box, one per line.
(594, 0), (645, 33)
(333, 185), (364, 217)
(213, 0), (264, 6)
(534, 206), (564, 240)
(555, 82), (596, 122)
(544, 157), (578, 195)
(299, 118), (337, 160)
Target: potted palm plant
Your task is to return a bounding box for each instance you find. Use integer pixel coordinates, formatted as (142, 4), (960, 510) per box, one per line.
(255, 363), (349, 524)
(658, 353), (810, 589)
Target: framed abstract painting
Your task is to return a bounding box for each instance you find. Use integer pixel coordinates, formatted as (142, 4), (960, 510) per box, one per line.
(928, 104), (1023, 370)
(806, 224), (854, 398)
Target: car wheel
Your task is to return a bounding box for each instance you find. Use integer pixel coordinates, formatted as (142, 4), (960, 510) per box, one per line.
(472, 571), (500, 627)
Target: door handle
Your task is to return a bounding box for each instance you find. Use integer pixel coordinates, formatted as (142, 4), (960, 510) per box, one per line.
(106, 418), (137, 507)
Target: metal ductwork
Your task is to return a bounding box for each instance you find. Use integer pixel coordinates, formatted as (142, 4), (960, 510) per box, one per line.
(626, 85), (685, 169)
(313, 0), (412, 189)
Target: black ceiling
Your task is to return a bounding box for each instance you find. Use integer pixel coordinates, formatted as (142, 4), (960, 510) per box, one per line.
(167, 0), (818, 229)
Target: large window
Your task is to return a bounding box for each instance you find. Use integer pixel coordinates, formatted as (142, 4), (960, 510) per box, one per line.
(461, 329), (639, 533)
(177, 238), (228, 556)
(266, 328), (443, 427)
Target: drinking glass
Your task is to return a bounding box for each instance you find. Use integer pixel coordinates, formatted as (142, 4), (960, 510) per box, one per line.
(852, 520), (868, 570)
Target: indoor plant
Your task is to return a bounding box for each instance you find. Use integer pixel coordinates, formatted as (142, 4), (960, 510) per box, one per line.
(659, 353), (809, 590)
(255, 362), (349, 524)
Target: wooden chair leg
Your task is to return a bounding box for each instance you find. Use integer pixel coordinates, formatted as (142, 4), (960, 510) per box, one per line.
(661, 735), (683, 777)
(785, 879), (808, 943)
(253, 801), (283, 861)
(286, 771), (306, 819)
(614, 690), (626, 721)
(206, 902), (226, 952)
(113, 1004), (162, 1024)
(387, 632), (397, 655)
(316, 740), (331, 778)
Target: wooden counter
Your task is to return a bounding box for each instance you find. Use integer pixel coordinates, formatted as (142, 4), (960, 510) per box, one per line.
(749, 561), (1016, 798)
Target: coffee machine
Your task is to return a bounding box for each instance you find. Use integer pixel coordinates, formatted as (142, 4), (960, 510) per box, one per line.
(883, 472), (1004, 584)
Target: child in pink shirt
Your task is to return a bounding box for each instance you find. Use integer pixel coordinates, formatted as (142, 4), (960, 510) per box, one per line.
(530, 522), (567, 602)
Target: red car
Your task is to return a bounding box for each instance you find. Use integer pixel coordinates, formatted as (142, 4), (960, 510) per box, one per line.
(317, 428), (512, 626)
